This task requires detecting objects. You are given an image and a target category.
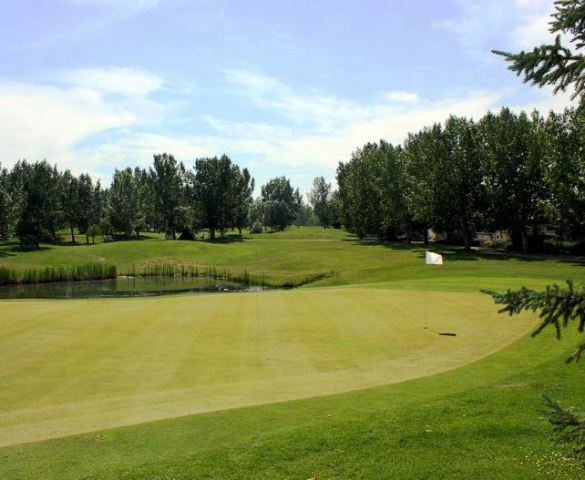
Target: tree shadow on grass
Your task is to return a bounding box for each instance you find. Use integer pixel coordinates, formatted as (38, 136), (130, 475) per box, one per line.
(200, 234), (245, 244)
(342, 236), (576, 264)
(2, 245), (52, 254)
(109, 234), (151, 242)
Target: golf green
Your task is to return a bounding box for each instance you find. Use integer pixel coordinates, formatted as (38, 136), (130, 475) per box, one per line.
(0, 287), (534, 447)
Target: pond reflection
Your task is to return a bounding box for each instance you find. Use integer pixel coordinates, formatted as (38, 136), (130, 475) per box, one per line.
(0, 276), (265, 299)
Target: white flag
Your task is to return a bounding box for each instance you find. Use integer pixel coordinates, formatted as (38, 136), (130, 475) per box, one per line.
(425, 251), (443, 265)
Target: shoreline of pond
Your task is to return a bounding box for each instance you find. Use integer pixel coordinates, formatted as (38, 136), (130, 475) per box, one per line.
(0, 276), (268, 300)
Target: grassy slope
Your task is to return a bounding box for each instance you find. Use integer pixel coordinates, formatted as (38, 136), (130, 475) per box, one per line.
(1, 227), (585, 479)
(1, 227), (584, 290)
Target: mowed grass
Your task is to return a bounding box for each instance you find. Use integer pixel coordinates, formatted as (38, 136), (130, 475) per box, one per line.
(1, 228), (585, 479)
(0, 288), (534, 447)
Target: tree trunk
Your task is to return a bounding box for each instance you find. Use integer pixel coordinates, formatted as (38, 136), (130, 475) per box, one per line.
(70, 225), (75, 243)
(423, 226), (429, 245)
(532, 218), (540, 253)
(172, 228), (176, 240)
(209, 228), (216, 241)
(521, 229), (529, 254)
(464, 232), (472, 251)
(463, 226), (472, 251)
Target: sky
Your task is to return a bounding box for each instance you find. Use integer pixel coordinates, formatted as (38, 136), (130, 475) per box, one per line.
(0, 0), (577, 194)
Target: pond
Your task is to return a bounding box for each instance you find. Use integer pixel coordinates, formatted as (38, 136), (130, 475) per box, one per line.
(0, 276), (265, 299)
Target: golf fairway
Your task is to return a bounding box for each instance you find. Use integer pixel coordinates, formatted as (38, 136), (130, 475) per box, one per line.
(0, 287), (534, 447)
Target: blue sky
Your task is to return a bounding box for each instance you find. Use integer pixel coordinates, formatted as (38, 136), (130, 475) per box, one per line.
(0, 0), (575, 194)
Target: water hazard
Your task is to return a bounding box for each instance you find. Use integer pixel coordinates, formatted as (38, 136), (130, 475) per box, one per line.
(0, 276), (264, 299)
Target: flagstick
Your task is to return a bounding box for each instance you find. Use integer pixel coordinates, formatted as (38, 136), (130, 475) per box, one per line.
(424, 285), (428, 329)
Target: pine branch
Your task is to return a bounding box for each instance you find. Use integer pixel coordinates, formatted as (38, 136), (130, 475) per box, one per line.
(492, 38), (585, 99)
(542, 394), (585, 459)
(566, 342), (585, 364)
(482, 280), (585, 363)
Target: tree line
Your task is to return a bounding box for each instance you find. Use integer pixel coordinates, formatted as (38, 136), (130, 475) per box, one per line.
(0, 154), (314, 248)
(2, 106), (584, 253)
(335, 105), (585, 253)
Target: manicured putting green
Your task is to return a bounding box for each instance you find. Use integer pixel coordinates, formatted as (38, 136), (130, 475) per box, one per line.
(0, 287), (534, 447)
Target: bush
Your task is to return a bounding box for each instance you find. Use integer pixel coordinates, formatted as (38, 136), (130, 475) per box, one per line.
(86, 224), (102, 244)
(250, 222), (263, 234)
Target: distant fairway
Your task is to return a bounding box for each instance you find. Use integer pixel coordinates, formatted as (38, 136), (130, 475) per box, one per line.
(0, 287), (534, 447)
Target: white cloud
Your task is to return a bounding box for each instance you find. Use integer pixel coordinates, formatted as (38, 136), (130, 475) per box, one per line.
(61, 67), (163, 96)
(435, 0), (510, 50)
(0, 66), (575, 192)
(511, 0), (558, 49)
(224, 69), (369, 130)
(0, 83), (135, 166)
(0, 66), (166, 178)
(513, 12), (553, 49)
(439, 0), (559, 53)
(384, 91), (419, 103)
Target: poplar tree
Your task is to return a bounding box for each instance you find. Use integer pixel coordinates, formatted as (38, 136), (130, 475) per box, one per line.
(150, 154), (186, 239)
(109, 168), (143, 237)
(0, 164), (13, 241)
(61, 171), (80, 243)
(260, 176), (301, 231)
(193, 155), (234, 240)
(308, 176), (332, 228)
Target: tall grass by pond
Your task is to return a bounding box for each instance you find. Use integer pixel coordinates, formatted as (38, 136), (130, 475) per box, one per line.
(123, 263), (333, 288)
(0, 261), (331, 288)
(0, 264), (117, 286)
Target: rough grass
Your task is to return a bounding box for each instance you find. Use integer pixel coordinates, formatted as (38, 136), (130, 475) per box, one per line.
(1, 227), (585, 479)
